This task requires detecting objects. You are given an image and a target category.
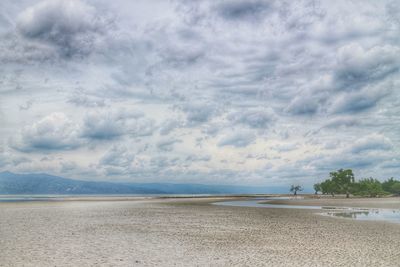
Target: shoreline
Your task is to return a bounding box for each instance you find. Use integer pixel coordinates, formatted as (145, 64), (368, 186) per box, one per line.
(0, 193), (398, 204)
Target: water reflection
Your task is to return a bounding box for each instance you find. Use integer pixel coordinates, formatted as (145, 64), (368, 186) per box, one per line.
(213, 198), (400, 224)
(328, 211), (370, 219)
(325, 209), (400, 223)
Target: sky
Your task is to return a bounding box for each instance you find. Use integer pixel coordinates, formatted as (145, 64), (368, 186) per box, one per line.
(0, 0), (399, 187)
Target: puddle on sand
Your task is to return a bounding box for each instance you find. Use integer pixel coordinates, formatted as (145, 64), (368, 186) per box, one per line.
(324, 209), (400, 223)
(213, 198), (400, 224)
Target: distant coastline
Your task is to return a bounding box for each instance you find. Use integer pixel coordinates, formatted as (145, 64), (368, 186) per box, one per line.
(0, 171), (289, 195)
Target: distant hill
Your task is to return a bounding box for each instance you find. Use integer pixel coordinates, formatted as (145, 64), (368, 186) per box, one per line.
(0, 171), (286, 195)
(0, 171), (162, 194)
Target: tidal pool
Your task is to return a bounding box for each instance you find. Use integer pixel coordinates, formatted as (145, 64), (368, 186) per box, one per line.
(324, 209), (400, 223)
(213, 198), (400, 224)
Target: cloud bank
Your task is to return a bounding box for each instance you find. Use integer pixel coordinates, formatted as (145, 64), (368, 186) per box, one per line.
(0, 0), (399, 186)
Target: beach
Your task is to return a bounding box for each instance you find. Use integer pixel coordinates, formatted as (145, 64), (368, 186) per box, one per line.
(1, 196), (399, 266)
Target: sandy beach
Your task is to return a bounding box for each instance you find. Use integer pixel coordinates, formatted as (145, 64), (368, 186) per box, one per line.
(1, 196), (399, 267)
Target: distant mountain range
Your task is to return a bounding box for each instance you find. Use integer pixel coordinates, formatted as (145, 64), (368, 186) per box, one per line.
(0, 171), (287, 195)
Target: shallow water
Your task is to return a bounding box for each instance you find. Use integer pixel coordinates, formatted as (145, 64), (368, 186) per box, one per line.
(215, 199), (322, 210)
(214, 198), (400, 223)
(324, 209), (400, 223)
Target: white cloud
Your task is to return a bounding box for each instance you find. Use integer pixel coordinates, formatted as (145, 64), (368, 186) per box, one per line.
(12, 113), (81, 152)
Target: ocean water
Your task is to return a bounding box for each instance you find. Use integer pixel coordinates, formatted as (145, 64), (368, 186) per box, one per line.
(0, 194), (153, 202)
(0, 195), (62, 202)
(0, 194), (228, 202)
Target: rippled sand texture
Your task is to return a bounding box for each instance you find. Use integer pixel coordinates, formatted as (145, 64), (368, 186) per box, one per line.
(1, 197), (400, 267)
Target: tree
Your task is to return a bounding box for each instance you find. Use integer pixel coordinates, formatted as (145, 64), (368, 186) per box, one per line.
(290, 185), (303, 196)
(320, 180), (329, 195)
(391, 182), (400, 195)
(320, 179), (338, 197)
(382, 177), (400, 195)
(330, 169), (355, 198)
(315, 170), (399, 198)
(382, 177), (397, 193)
(313, 183), (321, 195)
(353, 178), (386, 197)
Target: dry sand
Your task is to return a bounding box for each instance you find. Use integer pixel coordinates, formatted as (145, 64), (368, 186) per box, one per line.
(0, 196), (399, 267)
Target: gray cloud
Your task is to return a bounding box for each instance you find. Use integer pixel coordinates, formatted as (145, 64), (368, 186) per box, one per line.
(271, 143), (298, 153)
(81, 111), (127, 140)
(0, 151), (9, 168)
(308, 154), (375, 172)
(350, 134), (393, 154)
(12, 109), (156, 153)
(12, 113), (81, 152)
(185, 154), (211, 163)
(67, 90), (106, 108)
(182, 102), (217, 125)
(19, 100), (33, 111)
(216, 0), (271, 21)
(0, 32), (57, 64)
(99, 145), (134, 168)
(1, 0), (400, 185)
(380, 159), (400, 170)
(323, 117), (360, 129)
(81, 109), (155, 140)
(333, 44), (400, 92)
(218, 131), (256, 148)
(330, 82), (392, 114)
(159, 119), (182, 136)
(60, 161), (78, 173)
(228, 108), (275, 128)
(285, 94), (321, 116)
(16, 0), (112, 58)
(156, 138), (182, 152)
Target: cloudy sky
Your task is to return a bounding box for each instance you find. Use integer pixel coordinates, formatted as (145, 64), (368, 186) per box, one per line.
(0, 0), (399, 187)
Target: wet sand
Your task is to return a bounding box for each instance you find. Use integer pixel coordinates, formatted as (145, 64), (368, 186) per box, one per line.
(1, 196), (399, 266)
(265, 196), (400, 209)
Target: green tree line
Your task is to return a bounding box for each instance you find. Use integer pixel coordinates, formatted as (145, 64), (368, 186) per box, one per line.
(313, 169), (400, 198)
